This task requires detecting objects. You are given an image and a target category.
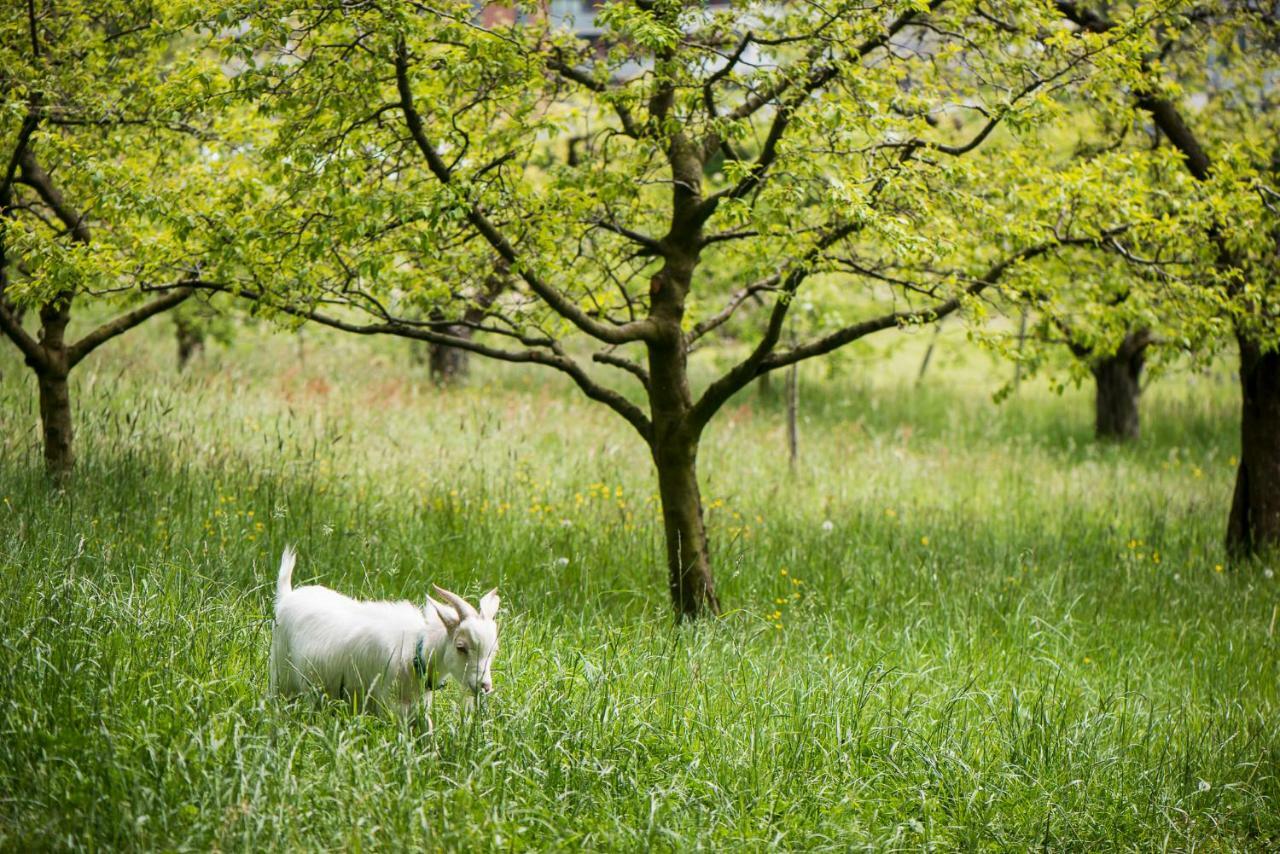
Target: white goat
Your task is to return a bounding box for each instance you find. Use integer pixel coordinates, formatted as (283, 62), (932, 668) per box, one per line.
(269, 546), (499, 729)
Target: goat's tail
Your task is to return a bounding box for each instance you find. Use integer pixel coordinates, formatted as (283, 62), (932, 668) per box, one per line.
(276, 545), (297, 604)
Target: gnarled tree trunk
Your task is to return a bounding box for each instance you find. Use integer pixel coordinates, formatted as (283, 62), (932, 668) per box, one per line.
(1227, 335), (1280, 557)
(1091, 329), (1149, 442)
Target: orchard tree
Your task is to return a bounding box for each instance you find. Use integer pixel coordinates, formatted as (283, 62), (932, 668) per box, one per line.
(200, 0), (1163, 617)
(1054, 1), (1280, 555)
(0, 0), (230, 477)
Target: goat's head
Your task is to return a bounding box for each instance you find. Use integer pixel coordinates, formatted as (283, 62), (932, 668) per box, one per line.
(426, 585), (500, 695)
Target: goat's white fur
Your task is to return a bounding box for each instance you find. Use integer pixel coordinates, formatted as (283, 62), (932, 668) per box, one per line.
(269, 545), (499, 729)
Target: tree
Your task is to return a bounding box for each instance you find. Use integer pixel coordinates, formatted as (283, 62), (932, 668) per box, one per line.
(0, 0), (228, 477)
(198, 0), (1165, 617)
(1054, 1), (1280, 555)
(421, 264), (510, 385)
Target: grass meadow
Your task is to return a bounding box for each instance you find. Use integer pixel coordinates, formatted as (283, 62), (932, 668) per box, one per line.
(1, 322), (1277, 850)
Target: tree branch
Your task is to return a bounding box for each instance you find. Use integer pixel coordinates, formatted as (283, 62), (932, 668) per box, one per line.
(394, 41), (655, 346)
(66, 286), (194, 368)
(593, 350), (651, 391)
(695, 1), (947, 226)
(1056, 1), (1211, 180)
(1, 109), (39, 210)
(187, 279), (654, 442)
(0, 298), (49, 372)
(687, 219), (862, 433)
(760, 233), (1122, 373)
(17, 151), (90, 243)
(687, 273), (781, 343)
(546, 52), (641, 137)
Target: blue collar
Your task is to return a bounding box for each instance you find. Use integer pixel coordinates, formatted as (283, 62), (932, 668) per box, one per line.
(413, 637), (427, 677)
(413, 637), (439, 688)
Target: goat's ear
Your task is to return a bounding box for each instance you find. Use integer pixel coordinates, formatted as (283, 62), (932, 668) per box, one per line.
(426, 594), (461, 632)
(478, 588), (499, 620)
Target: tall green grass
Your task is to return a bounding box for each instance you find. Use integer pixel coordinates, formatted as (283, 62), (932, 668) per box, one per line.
(1, 325), (1276, 849)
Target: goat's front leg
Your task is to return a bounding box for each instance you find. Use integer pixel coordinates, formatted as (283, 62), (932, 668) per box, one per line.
(424, 688), (434, 735)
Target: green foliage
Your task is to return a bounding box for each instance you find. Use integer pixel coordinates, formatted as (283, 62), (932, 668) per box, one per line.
(189, 1), (1196, 352)
(0, 0), (244, 314)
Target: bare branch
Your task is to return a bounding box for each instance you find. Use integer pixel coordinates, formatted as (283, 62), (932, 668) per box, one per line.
(687, 219), (863, 433)
(67, 286), (194, 367)
(593, 350), (651, 391)
(687, 272), (781, 343)
(186, 278), (654, 442)
(760, 231), (1125, 373)
(591, 216), (662, 253)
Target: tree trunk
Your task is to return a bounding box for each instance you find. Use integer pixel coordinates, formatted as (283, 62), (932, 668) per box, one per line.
(652, 435), (719, 620)
(428, 324), (472, 384)
(785, 360), (799, 467)
(647, 241), (720, 618)
(1087, 328), (1149, 442)
(37, 369), (74, 477)
(36, 301), (74, 479)
(1227, 335), (1280, 557)
(916, 319), (943, 384)
(1091, 358), (1142, 442)
(175, 315), (204, 371)
(756, 370), (775, 400)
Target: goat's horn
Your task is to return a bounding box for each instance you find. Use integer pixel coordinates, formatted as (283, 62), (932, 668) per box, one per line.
(431, 585), (478, 620)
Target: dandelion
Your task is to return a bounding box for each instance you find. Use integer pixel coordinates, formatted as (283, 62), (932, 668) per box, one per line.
(821, 520), (834, 532)
(884, 508), (897, 518)
(1127, 539), (1137, 549)
(1266, 568), (1275, 580)
(775, 598), (785, 605)
(1083, 656), (1093, 664)
(1152, 551), (1161, 564)
(1198, 780), (1211, 793)
(1228, 455), (1238, 468)
(780, 568), (788, 576)
(1214, 564), (1224, 573)
(555, 557), (570, 567)
(920, 536), (930, 546)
